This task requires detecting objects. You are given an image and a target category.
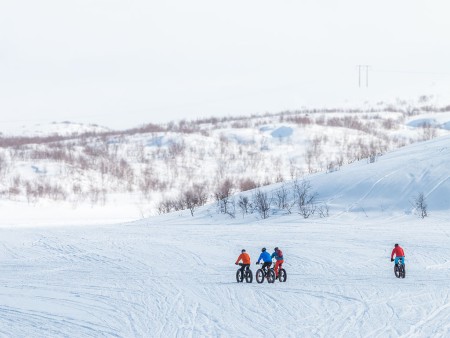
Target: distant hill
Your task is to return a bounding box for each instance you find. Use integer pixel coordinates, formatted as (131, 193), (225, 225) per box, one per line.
(0, 104), (450, 221)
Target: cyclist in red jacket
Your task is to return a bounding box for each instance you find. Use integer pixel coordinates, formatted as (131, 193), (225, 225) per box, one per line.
(391, 243), (405, 265)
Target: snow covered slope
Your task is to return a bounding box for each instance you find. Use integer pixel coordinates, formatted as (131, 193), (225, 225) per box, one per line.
(191, 134), (450, 221)
(0, 136), (449, 337)
(311, 134), (450, 216)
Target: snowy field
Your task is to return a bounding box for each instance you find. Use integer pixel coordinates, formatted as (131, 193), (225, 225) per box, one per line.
(1, 215), (449, 337)
(1, 136), (450, 337)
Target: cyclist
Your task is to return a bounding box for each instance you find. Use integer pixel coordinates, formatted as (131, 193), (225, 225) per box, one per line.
(271, 247), (284, 279)
(256, 247), (272, 273)
(391, 243), (405, 265)
(235, 249), (251, 274)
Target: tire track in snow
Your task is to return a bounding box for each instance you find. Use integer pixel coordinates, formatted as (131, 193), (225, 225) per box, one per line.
(1, 218), (450, 336)
(345, 167), (404, 213)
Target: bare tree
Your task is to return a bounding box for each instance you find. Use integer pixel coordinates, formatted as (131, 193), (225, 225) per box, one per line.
(181, 184), (208, 216)
(215, 178), (234, 214)
(421, 123), (437, 141)
(293, 179), (317, 218)
(305, 148), (315, 174)
(168, 140), (186, 158)
(413, 192), (428, 218)
(192, 183), (208, 206)
(183, 190), (199, 216)
(253, 189), (271, 219)
(157, 198), (176, 214)
(237, 195), (251, 217)
(288, 159), (299, 179)
(0, 153), (7, 176)
(274, 184), (293, 214)
(226, 197), (236, 218)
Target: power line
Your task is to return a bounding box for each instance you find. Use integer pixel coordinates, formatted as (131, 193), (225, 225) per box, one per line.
(357, 65), (370, 88)
(371, 68), (450, 76)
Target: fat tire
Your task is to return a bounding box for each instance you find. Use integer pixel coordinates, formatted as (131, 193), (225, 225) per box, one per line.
(394, 265), (401, 278)
(256, 269), (264, 283)
(267, 269), (276, 283)
(401, 265), (406, 278)
(279, 268), (287, 282)
(245, 269), (253, 283)
(236, 269), (243, 283)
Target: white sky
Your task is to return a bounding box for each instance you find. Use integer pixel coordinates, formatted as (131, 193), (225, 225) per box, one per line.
(1, 0), (450, 130)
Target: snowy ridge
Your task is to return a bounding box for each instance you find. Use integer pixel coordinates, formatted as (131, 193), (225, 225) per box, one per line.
(1, 121), (110, 137)
(1, 136), (450, 336)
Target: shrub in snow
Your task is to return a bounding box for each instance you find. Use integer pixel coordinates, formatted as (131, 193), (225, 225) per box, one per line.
(0, 153), (7, 175)
(413, 192), (428, 219)
(239, 178), (258, 192)
(317, 203), (329, 218)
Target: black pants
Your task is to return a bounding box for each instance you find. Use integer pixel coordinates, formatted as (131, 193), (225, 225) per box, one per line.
(239, 263), (250, 273)
(261, 262), (272, 272)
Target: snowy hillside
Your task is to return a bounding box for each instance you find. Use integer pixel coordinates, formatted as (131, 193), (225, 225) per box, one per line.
(187, 133), (450, 222)
(1, 104), (450, 224)
(0, 134), (449, 337)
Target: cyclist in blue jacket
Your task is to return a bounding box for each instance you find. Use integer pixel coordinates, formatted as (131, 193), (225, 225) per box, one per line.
(256, 247), (272, 273)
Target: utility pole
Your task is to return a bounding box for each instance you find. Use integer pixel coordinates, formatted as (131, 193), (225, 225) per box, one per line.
(357, 65), (370, 88)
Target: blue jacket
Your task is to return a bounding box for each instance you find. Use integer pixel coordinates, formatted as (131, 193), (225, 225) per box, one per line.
(257, 251), (272, 263)
(271, 250), (284, 261)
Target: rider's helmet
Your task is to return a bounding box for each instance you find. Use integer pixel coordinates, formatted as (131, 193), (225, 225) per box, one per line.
(241, 249), (246, 253)
(274, 247), (279, 251)
(394, 243), (399, 247)
(261, 247), (266, 252)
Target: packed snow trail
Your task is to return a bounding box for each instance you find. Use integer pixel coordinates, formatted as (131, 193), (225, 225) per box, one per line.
(1, 215), (449, 337)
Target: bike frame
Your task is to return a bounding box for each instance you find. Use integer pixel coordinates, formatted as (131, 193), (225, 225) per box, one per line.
(258, 262), (272, 275)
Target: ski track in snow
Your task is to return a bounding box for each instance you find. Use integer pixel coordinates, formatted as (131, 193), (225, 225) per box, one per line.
(1, 218), (449, 337)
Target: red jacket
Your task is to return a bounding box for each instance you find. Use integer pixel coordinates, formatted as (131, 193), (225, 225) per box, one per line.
(391, 246), (405, 259)
(235, 253), (251, 265)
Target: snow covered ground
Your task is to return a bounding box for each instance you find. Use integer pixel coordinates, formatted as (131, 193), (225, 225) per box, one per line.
(1, 215), (449, 337)
(1, 136), (449, 336)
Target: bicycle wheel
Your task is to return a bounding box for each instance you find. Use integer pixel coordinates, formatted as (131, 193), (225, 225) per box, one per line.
(400, 265), (406, 278)
(236, 269), (243, 283)
(267, 269), (276, 283)
(279, 268), (287, 282)
(394, 265), (401, 278)
(245, 269), (253, 283)
(256, 269), (264, 283)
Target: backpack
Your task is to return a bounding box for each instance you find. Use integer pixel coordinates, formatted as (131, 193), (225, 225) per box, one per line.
(277, 249), (283, 259)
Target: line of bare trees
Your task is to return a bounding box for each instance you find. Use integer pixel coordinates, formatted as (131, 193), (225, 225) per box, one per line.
(157, 175), (329, 220)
